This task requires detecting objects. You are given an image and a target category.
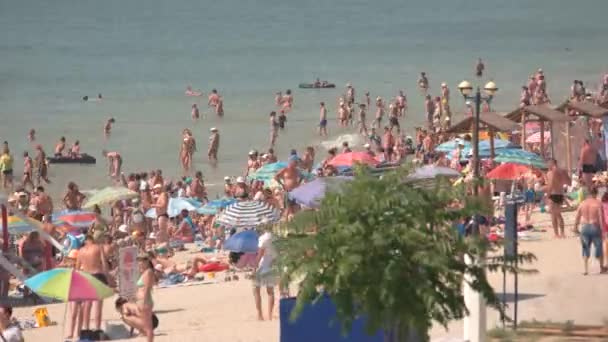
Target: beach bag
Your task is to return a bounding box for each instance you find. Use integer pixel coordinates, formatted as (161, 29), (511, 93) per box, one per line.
(33, 307), (50, 327)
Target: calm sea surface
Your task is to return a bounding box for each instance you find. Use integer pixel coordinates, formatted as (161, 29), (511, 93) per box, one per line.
(1, 0), (607, 196)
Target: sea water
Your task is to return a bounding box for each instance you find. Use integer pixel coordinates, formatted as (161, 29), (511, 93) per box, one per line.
(1, 0), (607, 197)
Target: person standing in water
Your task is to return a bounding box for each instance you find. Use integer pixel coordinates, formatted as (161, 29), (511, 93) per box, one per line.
(191, 104), (200, 120)
(319, 102), (328, 137)
(282, 89), (293, 113)
(269, 112), (279, 148)
(396, 90), (407, 117)
(475, 58), (485, 78)
(102, 150), (122, 180)
(180, 129), (196, 173)
(345, 83), (355, 106)
(34, 145), (50, 186)
(357, 103), (368, 136)
(22, 152), (34, 190)
(216, 97), (224, 116)
(208, 127), (220, 163)
(374, 96), (384, 128)
(28, 129), (36, 142)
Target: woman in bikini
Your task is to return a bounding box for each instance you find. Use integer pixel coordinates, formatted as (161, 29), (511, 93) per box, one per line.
(134, 255), (155, 342)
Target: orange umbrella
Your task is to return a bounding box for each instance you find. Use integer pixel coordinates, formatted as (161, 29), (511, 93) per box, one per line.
(328, 152), (380, 167)
(486, 163), (534, 180)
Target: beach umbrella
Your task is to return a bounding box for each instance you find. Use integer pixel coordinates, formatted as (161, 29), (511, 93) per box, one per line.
(435, 139), (472, 153)
(145, 197), (203, 219)
(53, 210), (96, 228)
(288, 177), (352, 208)
(25, 268), (114, 301)
(526, 131), (551, 144)
(6, 216), (36, 235)
(493, 149), (547, 169)
(197, 198), (237, 215)
(216, 201), (280, 229)
(486, 163), (534, 180)
(249, 162), (313, 186)
(224, 229), (259, 253)
(328, 152), (379, 167)
(82, 187), (138, 208)
(406, 165), (461, 181)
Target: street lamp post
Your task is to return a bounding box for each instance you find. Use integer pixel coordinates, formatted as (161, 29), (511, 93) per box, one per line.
(457, 80), (498, 195)
(457, 80), (498, 342)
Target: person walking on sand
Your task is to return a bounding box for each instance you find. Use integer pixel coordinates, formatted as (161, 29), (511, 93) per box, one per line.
(76, 234), (109, 332)
(319, 102), (328, 137)
(208, 128), (220, 162)
(545, 159), (571, 238)
(253, 226), (278, 321)
(574, 187), (606, 275)
(579, 139), (598, 189)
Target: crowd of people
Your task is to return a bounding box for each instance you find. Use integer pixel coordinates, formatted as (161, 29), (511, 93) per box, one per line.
(1, 63), (608, 341)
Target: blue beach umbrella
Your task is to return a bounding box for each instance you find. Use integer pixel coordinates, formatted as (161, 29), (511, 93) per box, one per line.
(145, 197), (203, 218)
(249, 162), (314, 187)
(224, 229), (259, 253)
(288, 177), (352, 208)
(494, 149), (547, 169)
(196, 198), (237, 215)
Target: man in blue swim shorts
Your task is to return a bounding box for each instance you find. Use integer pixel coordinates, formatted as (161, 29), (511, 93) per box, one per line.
(574, 187), (606, 275)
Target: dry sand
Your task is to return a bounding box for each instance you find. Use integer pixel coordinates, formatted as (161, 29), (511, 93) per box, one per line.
(17, 210), (608, 341)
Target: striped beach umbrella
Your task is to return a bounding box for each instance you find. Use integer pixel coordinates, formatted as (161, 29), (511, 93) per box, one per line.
(197, 198), (237, 215)
(493, 149), (547, 169)
(7, 216), (36, 235)
(53, 210), (96, 228)
(216, 201), (280, 229)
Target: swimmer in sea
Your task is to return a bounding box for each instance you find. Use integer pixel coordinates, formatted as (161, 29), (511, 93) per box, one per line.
(374, 96), (384, 128)
(28, 129), (36, 142)
(275, 92), (283, 107)
(418, 72), (429, 93)
(104, 117), (115, 136)
(282, 89), (293, 113)
(319, 102), (328, 137)
(475, 58), (485, 78)
(186, 85), (203, 97)
(82, 96), (89, 101)
(278, 110), (287, 129)
(208, 89), (219, 110)
(216, 97), (224, 116)
(191, 104), (200, 120)
(97, 93), (103, 101)
(364, 92), (371, 109)
(55, 137), (66, 157)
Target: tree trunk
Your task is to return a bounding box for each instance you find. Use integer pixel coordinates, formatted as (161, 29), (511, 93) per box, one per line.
(384, 321), (429, 342)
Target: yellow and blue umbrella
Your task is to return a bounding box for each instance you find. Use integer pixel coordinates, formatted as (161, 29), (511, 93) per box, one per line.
(7, 216), (36, 235)
(83, 187), (138, 208)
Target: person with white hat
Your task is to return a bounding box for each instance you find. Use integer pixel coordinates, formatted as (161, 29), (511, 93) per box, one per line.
(234, 177), (249, 199)
(208, 127), (220, 162)
(224, 176), (234, 197)
(246, 150), (261, 176)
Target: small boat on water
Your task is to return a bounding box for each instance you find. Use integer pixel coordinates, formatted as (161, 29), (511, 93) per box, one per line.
(47, 153), (96, 165)
(299, 82), (335, 89)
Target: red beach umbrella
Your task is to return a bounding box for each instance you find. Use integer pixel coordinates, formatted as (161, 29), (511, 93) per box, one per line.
(328, 152), (380, 167)
(486, 163), (534, 180)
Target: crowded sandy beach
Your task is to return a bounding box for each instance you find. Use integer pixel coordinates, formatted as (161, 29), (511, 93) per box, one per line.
(0, 61), (608, 342)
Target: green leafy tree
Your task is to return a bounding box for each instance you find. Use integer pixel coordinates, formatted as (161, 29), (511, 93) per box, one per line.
(276, 166), (534, 342)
